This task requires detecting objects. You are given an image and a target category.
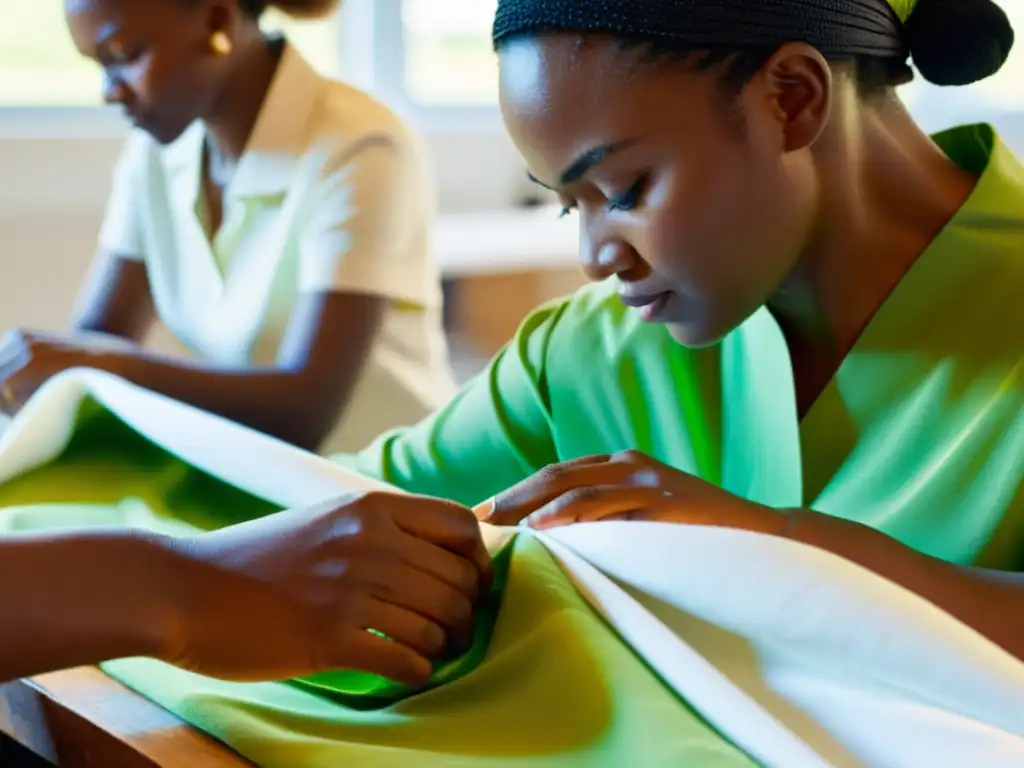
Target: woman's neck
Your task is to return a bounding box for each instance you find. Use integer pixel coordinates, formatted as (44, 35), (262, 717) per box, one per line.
(769, 99), (978, 372)
(201, 33), (283, 181)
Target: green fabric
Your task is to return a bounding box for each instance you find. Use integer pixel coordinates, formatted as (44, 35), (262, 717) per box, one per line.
(342, 123), (1024, 569)
(0, 405), (756, 767)
(887, 0), (918, 23)
(0, 405), (499, 705)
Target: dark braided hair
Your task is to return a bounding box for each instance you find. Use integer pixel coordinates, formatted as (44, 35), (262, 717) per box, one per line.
(493, 0), (1014, 101)
(238, 0), (268, 16)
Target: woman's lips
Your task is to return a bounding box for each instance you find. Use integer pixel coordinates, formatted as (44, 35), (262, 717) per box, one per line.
(618, 291), (672, 322)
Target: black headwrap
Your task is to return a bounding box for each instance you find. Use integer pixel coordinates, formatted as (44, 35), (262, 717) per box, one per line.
(494, 0), (907, 57)
(492, 0), (1015, 86)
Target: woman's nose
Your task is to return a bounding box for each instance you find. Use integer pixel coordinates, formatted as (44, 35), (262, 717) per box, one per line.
(579, 238), (641, 283)
(102, 73), (130, 107)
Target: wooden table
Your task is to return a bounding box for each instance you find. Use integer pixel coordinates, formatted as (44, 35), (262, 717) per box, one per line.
(0, 668), (250, 767)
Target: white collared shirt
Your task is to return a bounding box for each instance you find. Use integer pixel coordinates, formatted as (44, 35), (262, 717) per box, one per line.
(94, 43), (457, 453)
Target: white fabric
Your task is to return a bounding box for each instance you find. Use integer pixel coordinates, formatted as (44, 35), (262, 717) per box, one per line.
(3, 369), (1024, 768)
(93, 43), (457, 453)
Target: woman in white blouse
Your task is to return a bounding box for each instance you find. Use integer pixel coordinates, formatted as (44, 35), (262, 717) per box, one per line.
(0, 0), (457, 453)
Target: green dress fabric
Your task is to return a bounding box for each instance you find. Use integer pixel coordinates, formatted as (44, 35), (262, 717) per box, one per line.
(0, 408), (757, 767)
(0, 123), (1020, 766)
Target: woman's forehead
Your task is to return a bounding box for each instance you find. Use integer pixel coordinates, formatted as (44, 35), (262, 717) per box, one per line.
(65, 0), (180, 34)
(498, 35), (718, 177)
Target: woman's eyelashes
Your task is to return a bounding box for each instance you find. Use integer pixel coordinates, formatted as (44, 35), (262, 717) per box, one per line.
(606, 175), (648, 212)
(100, 41), (144, 67)
(557, 175), (649, 219)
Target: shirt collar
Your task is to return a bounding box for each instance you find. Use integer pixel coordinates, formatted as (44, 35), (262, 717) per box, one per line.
(914, 123), (1024, 297)
(161, 41), (323, 202)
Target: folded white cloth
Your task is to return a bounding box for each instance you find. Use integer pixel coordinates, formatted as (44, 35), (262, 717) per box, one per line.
(1, 368), (1022, 768)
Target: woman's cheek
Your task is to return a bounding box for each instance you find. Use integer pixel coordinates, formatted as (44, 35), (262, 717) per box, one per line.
(646, 185), (724, 291)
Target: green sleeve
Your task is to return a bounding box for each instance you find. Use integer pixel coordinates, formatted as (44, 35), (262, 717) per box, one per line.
(334, 300), (569, 506)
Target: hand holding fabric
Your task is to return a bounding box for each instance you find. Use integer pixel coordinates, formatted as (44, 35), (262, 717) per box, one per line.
(0, 329), (136, 414)
(481, 451), (786, 533)
(0, 330), (61, 414)
(163, 492), (493, 686)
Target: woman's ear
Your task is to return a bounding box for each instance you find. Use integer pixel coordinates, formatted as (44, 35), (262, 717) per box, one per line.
(757, 43), (833, 153)
(197, 0), (241, 37)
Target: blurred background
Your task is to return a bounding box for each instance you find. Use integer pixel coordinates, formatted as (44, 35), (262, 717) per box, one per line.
(1, 0), (1023, 379)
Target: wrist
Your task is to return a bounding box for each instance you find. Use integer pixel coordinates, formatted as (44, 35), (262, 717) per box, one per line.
(106, 531), (190, 663)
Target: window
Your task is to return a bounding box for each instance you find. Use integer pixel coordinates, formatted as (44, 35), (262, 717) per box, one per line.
(0, 2), (340, 108)
(401, 0), (498, 106)
(0, 2), (98, 105)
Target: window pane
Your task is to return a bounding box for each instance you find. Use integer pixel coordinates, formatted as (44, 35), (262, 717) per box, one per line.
(0, 1), (100, 105)
(402, 0), (498, 105)
(0, 2), (339, 107)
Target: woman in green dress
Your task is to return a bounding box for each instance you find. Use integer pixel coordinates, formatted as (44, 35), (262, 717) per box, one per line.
(1, 1), (1020, 764)
(343, 0), (1024, 661)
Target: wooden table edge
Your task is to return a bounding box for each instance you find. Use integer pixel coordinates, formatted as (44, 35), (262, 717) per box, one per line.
(0, 667), (252, 767)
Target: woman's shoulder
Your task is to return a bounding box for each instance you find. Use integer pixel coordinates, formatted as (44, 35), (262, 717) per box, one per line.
(308, 74), (420, 155)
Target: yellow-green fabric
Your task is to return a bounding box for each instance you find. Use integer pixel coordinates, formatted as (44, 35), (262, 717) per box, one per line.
(887, 0), (918, 23)
(0, 406), (757, 767)
(342, 123), (1024, 569)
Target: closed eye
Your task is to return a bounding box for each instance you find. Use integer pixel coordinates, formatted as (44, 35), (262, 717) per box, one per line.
(555, 174), (648, 218)
(607, 175), (648, 213)
(100, 42), (145, 67)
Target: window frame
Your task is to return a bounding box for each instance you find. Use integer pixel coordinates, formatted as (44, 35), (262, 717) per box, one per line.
(368, 0), (503, 133)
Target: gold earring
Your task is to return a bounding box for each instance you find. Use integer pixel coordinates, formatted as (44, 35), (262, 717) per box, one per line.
(209, 31), (233, 56)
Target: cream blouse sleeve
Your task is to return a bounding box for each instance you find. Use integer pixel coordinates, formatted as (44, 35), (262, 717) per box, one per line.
(96, 135), (146, 261)
(296, 133), (438, 308)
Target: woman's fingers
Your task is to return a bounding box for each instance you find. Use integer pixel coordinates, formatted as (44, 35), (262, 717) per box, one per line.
(391, 495), (493, 586)
(355, 595), (448, 659)
(485, 454), (629, 526)
(368, 558), (476, 650)
(399, 531), (482, 603)
(330, 625), (434, 687)
(526, 485), (675, 529)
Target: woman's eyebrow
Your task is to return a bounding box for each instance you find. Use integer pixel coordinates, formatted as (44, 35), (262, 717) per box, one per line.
(557, 139), (637, 185)
(526, 138), (639, 189)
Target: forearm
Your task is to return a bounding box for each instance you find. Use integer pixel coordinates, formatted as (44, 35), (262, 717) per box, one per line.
(0, 531), (179, 682)
(784, 509), (1024, 659)
(56, 346), (328, 449)
(104, 350), (318, 444)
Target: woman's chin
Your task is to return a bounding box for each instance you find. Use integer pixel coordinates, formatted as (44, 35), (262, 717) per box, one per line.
(666, 321), (728, 350)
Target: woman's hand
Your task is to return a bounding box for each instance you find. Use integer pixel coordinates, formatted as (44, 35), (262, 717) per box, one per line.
(0, 329), (132, 414)
(0, 330), (70, 414)
(163, 491), (493, 686)
(480, 451), (786, 533)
